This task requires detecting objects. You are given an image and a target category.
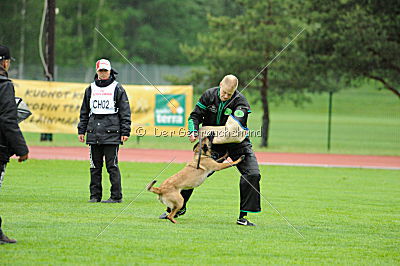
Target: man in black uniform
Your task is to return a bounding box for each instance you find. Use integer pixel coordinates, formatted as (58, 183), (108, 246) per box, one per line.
(160, 74), (261, 226)
(0, 45), (29, 244)
(78, 59), (131, 203)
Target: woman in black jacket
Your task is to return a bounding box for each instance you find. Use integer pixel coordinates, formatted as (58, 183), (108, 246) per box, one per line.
(78, 59), (131, 203)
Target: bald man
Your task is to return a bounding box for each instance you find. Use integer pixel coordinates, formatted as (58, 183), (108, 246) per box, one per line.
(159, 74), (262, 226)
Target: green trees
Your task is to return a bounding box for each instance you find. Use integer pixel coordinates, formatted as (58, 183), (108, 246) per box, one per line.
(1, 0), (398, 147)
(0, 0), (212, 67)
(118, 0), (209, 65)
(303, 0), (400, 97)
(176, 0), (400, 146)
(179, 0), (318, 147)
(56, 0), (129, 66)
(0, 0), (41, 71)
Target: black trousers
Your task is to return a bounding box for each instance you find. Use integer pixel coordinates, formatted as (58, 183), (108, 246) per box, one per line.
(89, 144), (122, 200)
(0, 162), (6, 190)
(0, 162), (6, 234)
(178, 141), (262, 213)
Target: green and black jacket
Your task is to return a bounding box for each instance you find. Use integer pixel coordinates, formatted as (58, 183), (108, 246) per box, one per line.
(188, 87), (251, 134)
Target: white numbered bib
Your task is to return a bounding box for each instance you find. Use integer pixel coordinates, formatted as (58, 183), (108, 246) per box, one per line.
(90, 81), (118, 114)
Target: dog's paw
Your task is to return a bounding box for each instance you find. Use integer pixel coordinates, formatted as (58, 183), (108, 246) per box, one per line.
(232, 155), (245, 166)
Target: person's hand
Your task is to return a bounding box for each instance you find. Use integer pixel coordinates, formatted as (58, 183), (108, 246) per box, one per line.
(78, 134), (85, 143)
(188, 132), (198, 143)
(18, 153), (28, 162)
(121, 136), (129, 142)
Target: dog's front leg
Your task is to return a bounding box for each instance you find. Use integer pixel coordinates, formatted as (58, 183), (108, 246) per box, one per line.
(212, 155), (245, 171)
(215, 152), (229, 163)
(231, 155), (245, 166)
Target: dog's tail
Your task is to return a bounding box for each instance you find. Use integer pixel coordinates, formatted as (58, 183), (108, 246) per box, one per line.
(146, 180), (161, 194)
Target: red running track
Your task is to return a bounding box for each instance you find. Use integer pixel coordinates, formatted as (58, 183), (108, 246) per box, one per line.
(25, 146), (400, 170)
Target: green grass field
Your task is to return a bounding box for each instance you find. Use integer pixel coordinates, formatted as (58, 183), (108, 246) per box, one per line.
(1, 160), (399, 264)
(23, 84), (400, 156)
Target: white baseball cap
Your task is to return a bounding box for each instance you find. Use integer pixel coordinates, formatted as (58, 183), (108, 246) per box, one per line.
(96, 59), (111, 71)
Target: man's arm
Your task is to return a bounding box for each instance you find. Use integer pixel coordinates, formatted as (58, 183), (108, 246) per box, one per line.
(231, 105), (250, 128)
(231, 94), (252, 128)
(0, 81), (29, 158)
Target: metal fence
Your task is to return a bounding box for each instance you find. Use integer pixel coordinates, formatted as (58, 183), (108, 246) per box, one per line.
(9, 63), (193, 85)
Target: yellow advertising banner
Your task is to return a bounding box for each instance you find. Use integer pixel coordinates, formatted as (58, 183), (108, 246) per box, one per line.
(13, 79), (193, 136)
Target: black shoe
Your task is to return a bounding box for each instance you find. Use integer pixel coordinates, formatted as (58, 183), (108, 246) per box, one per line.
(88, 198), (101, 203)
(101, 198), (122, 203)
(159, 208), (186, 219)
(0, 233), (17, 244)
(237, 217), (256, 226)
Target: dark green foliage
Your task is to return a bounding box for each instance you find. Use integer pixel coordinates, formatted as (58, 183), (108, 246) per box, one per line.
(302, 0), (400, 97)
(0, 0), (223, 66)
(174, 0), (323, 146)
(0, 0), (41, 65)
(176, 0), (347, 99)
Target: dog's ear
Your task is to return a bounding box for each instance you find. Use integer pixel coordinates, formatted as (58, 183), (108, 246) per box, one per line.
(193, 142), (200, 152)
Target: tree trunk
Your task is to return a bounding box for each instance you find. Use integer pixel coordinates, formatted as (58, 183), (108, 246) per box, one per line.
(90, 0), (105, 65)
(18, 0), (26, 79)
(260, 68), (270, 147)
(77, 1), (85, 60)
(45, 0), (56, 81)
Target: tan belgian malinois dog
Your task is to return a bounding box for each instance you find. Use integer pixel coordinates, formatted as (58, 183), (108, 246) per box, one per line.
(147, 136), (244, 224)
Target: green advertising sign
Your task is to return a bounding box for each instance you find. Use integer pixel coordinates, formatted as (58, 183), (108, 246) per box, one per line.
(155, 94), (186, 126)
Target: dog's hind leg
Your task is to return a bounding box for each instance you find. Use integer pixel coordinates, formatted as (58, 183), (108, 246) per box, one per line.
(167, 193), (184, 224)
(167, 208), (179, 224)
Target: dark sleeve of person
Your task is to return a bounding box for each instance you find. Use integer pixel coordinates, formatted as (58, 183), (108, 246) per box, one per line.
(232, 96), (251, 128)
(188, 90), (210, 133)
(116, 84), (131, 137)
(0, 81), (29, 156)
(77, 86), (91, 135)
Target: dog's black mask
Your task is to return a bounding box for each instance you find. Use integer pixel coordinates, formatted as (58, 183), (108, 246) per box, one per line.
(192, 142), (209, 153)
(192, 133), (214, 153)
(207, 132), (215, 144)
(202, 143), (209, 153)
